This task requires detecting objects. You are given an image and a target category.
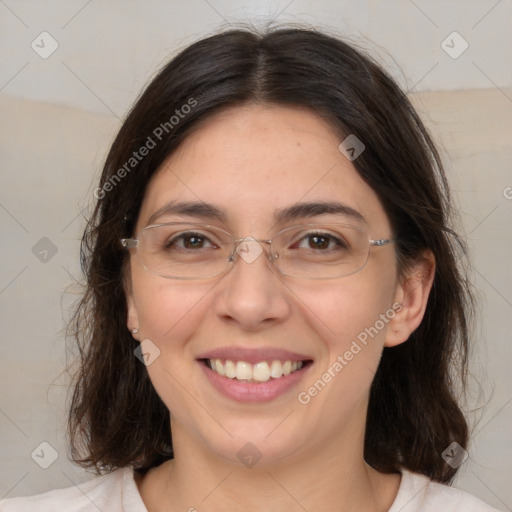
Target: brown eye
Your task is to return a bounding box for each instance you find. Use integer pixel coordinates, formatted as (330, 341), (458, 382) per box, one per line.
(182, 234), (206, 249)
(166, 232), (215, 250)
(307, 234), (330, 250)
(294, 232), (347, 251)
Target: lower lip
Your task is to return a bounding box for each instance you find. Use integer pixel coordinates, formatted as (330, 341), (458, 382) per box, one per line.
(199, 361), (312, 403)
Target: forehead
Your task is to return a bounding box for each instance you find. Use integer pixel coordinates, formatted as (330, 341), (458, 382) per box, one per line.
(137, 104), (389, 233)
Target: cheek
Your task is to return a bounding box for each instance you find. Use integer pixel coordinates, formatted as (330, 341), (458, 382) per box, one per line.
(132, 270), (211, 344)
(130, 273), (216, 421)
(292, 270), (396, 350)
(292, 272), (397, 413)
(130, 270), (214, 401)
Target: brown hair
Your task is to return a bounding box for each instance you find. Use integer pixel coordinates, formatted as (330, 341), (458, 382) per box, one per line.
(68, 25), (472, 483)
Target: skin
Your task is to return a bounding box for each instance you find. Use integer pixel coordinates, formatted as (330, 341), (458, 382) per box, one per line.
(126, 103), (435, 512)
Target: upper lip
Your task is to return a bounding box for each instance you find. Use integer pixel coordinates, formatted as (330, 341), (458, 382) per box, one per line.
(196, 347), (313, 365)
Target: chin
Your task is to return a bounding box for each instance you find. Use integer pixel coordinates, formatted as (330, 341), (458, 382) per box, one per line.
(195, 418), (311, 470)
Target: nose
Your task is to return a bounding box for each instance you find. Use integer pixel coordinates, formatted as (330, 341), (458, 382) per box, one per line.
(214, 239), (291, 331)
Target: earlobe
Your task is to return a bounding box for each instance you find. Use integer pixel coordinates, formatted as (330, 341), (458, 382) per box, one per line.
(126, 292), (141, 340)
(384, 251), (435, 347)
(124, 263), (141, 339)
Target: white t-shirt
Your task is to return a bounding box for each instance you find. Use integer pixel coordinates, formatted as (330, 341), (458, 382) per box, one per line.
(0, 466), (502, 511)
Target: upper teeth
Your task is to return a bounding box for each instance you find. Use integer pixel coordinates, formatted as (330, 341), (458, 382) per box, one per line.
(207, 359), (304, 382)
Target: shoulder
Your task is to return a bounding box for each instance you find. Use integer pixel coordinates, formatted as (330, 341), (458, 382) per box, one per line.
(389, 469), (503, 512)
(0, 467), (147, 512)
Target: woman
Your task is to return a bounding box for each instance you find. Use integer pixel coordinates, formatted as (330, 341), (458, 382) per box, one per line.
(1, 26), (501, 511)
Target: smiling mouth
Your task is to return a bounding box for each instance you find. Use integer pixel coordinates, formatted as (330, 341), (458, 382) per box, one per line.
(201, 358), (313, 382)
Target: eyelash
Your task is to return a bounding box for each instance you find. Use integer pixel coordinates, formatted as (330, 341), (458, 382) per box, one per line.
(164, 231), (348, 251)
(294, 232), (348, 250)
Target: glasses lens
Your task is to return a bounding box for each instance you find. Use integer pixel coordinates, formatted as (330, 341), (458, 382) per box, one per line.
(133, 223), (372, 280)
(272, 224), (370, 279)
(138, 223), (232, 279)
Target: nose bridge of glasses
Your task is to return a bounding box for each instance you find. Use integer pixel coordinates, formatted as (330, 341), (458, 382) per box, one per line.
(230, 237), (273, 265)
(233, 236), (272, 244)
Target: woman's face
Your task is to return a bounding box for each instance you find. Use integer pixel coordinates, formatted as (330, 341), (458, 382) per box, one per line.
(127, 104), (403, 466)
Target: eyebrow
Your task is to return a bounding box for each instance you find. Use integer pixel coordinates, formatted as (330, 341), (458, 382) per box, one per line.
(274, 201), (366, 225)
(147, 200), (366, 226)
(147, 201), (227, 225)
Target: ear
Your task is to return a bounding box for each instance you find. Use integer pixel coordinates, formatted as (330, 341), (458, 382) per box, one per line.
(384, 250), (435, 347)
(125, 274), (141, 340)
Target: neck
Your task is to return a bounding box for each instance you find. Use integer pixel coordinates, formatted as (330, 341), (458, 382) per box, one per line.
(137, 412), (400, 512)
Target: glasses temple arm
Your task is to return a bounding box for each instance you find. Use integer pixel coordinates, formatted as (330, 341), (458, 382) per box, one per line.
(121, 238), (139, 248)
(369, 238), (395, 247)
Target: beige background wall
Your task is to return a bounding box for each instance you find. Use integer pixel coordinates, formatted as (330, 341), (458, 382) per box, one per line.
(1, 1), (511, 509)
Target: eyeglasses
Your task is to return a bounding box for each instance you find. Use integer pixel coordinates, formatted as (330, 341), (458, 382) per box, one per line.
(120, 222), (395, 280)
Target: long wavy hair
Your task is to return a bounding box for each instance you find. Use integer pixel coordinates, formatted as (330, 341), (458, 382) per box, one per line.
(67, 25), (473, 483)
